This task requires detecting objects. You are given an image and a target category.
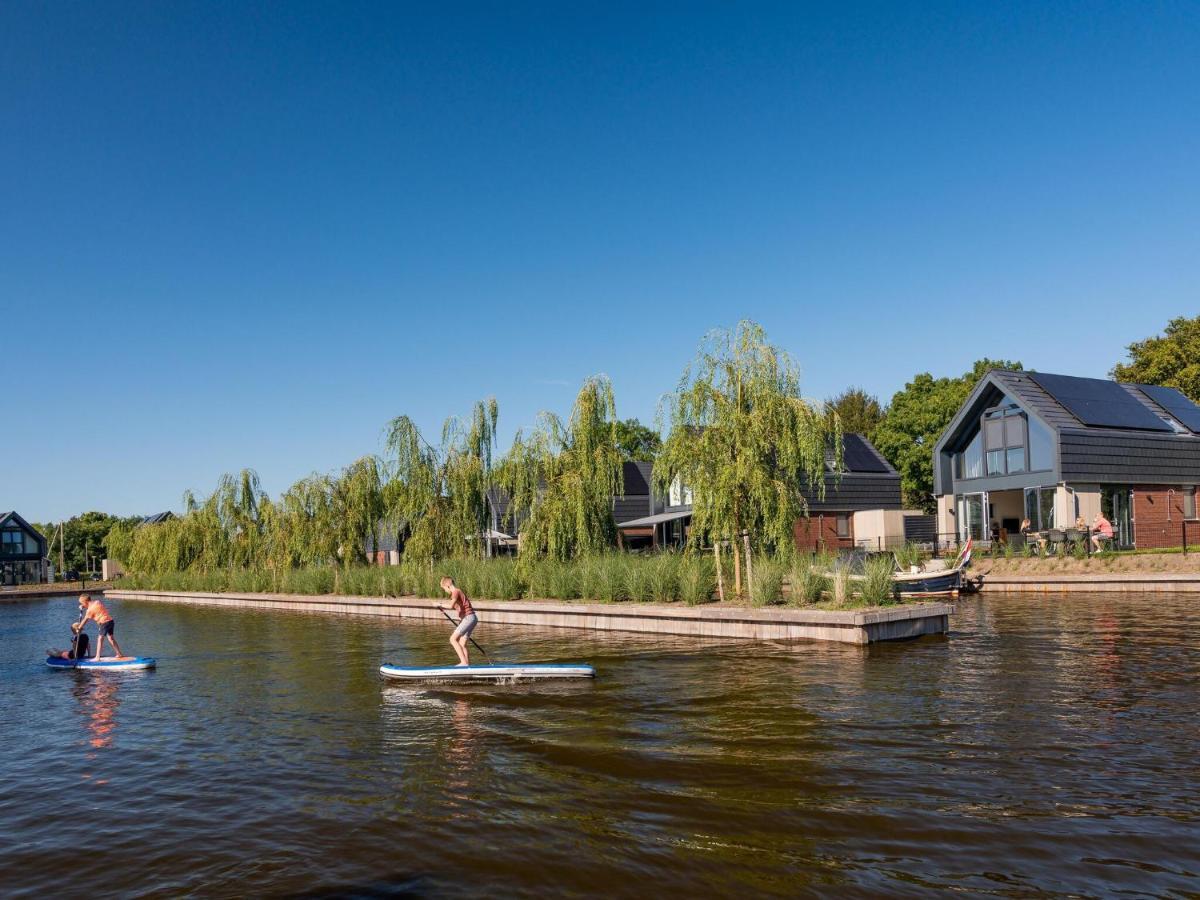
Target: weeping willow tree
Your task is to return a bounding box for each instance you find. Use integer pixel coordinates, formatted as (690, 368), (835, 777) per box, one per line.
(108, 469), (271, 576)
(382, 399), (501, 564)
(498, 376), (624, 560)
(655, 321), (841, 596)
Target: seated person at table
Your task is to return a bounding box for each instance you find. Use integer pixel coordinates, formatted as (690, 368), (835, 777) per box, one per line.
(48, 629), (90, 660)
(1091, 513), (1114, 552)
(1020, 518), (1045, 553)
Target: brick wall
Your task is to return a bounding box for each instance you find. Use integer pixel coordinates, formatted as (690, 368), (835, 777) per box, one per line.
(794, 513), (855, 552)
(1133, 485), (1199, 549)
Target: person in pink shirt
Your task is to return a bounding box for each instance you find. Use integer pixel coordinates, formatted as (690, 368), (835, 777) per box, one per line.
(1091, 513), (1115, 553)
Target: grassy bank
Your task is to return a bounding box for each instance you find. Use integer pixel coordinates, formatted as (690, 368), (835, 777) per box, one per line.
(978, 550), (1200, 576)
(115, 552), (905, 609)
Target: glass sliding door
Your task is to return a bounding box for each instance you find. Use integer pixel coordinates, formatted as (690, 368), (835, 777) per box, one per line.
(958, 493), (987, 542)
(1023, 486), (1057, 531)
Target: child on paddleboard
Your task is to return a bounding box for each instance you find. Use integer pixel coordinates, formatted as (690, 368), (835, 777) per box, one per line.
(76, 594), (125, 661)
(440, 577), (478, 666)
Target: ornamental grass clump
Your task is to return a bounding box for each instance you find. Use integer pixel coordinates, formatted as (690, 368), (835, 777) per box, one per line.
(625, 556), (656, 602)
(790, 554), (831, 606)
(481, 558), (523, 600)
(649, 553), (683, 603)
(749, 558), (788, 607)
(678, 555), (715, 605)
(576, 555), (629, 603)
(892, 542), (924, 570)
(596, 554), (631, 603)
(526, 558), (580, 600)
(858, 555), (898, 606)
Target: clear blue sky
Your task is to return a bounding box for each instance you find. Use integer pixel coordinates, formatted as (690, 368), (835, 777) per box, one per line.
(5, 2), (1198, 522)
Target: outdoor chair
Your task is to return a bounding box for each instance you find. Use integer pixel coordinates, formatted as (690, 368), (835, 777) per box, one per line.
(1045, 528), (1067, 554)
(1008, 533), (1027, 551)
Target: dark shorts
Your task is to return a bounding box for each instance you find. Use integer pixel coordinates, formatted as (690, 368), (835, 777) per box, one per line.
(99, 620), (115, 637)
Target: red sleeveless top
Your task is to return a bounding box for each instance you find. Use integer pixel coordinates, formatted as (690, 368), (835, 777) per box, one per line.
(450, 589), (474, 618)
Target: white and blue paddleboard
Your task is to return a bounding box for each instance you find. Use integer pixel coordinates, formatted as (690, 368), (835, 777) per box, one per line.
(46, 656), (157, 671)
(380, 662), (594, 682)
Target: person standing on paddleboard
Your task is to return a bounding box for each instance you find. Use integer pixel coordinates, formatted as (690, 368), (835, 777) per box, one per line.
(77, 594), (125, 661)
(440, 577), (478, 667)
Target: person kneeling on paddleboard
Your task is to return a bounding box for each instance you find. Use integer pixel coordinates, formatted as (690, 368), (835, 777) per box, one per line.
(77, 594), (125, 661)
(440, 577), (478, 667)
(48, 627), (90, 660)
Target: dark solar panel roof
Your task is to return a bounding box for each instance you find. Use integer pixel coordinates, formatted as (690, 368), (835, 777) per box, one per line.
(1026, 372), (1173, 432)
(1137, 385), (1200, 433)
(842, 433), (891, 473)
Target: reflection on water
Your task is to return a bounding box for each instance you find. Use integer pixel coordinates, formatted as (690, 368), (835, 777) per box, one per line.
(1, 593), (1199, 897)
(72, 674), (122, 754)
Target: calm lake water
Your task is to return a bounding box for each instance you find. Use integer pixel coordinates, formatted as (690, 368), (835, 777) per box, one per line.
(2, 593), (1198, 897)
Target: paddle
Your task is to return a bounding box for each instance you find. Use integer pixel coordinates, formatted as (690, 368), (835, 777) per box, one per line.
(436, 606), (490, 663)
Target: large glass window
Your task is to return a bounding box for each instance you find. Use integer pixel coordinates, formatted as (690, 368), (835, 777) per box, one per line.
(980, 403), (1032, 477)
(1028, 417), (1054, 471)
(1, 531), (26, 556)
(954, 402), (1053, 484)
(962, 432), (983, 479)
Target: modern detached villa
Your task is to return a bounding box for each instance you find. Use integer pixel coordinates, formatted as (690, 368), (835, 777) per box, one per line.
(1, 511), (48, 586)
(617, 434), (920, 553)
(934, 370), (1200, 550)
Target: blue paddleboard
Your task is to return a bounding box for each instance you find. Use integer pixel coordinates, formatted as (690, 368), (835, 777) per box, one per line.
(47, 656), (157, 671)
(380, 663), (594, 681)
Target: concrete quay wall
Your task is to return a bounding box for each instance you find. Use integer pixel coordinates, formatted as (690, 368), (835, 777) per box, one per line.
(104, 590), (952, 645)
(979, 573), (1200, 594)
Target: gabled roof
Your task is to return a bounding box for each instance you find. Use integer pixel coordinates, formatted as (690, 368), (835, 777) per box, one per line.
(0, 511), (47, 545)
(939, 368), (1200, 450)
(140, 511), (175, 526)
(619, 461), (654, 496)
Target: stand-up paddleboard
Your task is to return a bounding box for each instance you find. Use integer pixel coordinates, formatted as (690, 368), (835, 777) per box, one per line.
(380, 662), (594, 682)
(46, 656), (157, 671)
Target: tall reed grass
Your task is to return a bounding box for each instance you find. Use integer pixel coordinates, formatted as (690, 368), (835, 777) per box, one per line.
(119, 550), (900, 607)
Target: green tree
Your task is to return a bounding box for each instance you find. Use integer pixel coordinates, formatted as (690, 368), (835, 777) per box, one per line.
(655, 321), (838, 597)
(383, 399), (501, 563)
(825, 387), (884, 438)
(873, 359), (1022, 511)
(1111, 315), (1200, 402)
(38, 512), (140, 574)
(612, 418), (662, 461)
(499, 377), (624, 560)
